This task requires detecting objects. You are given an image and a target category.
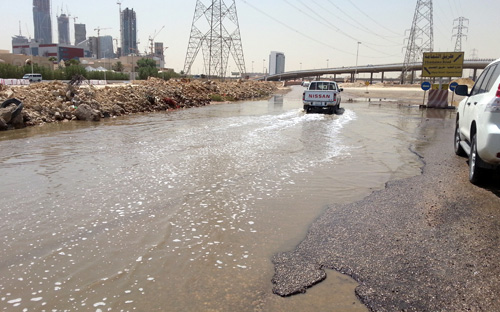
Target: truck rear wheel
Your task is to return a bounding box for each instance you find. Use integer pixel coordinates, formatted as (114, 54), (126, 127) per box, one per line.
(328, 106), (337, 115)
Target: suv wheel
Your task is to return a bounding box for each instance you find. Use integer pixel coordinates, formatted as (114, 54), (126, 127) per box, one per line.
(454, 120), (466, 157)
(469, 134), (483, 184)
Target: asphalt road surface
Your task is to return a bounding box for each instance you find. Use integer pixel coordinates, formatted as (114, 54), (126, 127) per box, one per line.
(272, 115), (500, 311)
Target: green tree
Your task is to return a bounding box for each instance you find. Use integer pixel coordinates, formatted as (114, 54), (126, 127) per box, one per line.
(137, 58), (157, 69)
(137, 58), (158, 80)
(112, 61), (124, 72)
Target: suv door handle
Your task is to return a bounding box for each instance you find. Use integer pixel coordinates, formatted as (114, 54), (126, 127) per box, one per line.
(474, 102), (478, 105)
(467, 102), (471, 106)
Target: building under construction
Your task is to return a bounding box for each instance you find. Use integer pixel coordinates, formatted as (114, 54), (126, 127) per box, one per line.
(121, 8), (137, 56)
(33, 0), (53, 44)
(57, 13), (70, 45)
(74, 24), (87, 46)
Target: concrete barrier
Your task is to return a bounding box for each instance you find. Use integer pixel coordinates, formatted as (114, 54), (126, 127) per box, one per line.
(0, 79), (30, 86)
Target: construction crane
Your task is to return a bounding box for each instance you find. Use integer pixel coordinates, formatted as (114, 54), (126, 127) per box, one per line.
(149, 26), (164, 55)
(94, 26), (111, 38)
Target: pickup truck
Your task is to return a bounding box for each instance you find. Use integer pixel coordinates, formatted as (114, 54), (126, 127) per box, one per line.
(303, 81), (343, 114)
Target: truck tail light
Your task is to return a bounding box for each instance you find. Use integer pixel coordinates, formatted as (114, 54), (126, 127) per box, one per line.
(302, 92), (305, 101)
(496, 83), (500, 97)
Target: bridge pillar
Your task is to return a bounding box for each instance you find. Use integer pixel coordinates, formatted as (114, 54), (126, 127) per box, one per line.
(473, 69), (478, 81)
(351, 73), (355, 82)
(370, 72), (374, 84)
(381, 72), (385, 83)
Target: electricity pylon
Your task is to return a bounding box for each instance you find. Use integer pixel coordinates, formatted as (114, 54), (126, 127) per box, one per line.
(402, 0), (434, 84)
(452, 17), (468, 52)
(183, 0), (246, 78)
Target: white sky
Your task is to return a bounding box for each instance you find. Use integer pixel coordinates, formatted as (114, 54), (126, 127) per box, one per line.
(1, 0), (499, 74)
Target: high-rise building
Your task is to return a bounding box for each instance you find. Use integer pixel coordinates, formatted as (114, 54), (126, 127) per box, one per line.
(269, 51), (285, 75)
(11, 35), (30, 55)
(88, 36), (114, 59)
(98, 36), (114, 59)
(154, 42), (163, 58)
(33, 0), (52, 44)
(74, 23), (86, 46)
(57, 13), (70, 45)
(121, 8), (137, 56)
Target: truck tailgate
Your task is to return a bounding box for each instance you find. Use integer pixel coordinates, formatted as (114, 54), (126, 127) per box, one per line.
(304, 91), (336, 102)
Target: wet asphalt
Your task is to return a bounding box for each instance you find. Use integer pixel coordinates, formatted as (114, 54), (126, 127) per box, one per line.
(272, 114), (500, 311)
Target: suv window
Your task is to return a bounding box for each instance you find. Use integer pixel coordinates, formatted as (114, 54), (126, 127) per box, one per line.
(470, 66), (492, 96)
(479, 64), (498, 93)
(484, 63), (500, 93)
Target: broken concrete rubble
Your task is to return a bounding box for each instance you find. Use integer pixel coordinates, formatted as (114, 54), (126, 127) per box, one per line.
(0, 77), (279, 130)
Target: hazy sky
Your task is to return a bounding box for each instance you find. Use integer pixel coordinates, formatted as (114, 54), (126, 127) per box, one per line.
(1, 0), (499, 74)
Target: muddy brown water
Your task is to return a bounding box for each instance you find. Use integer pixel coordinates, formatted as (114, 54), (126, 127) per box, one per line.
(0, 86), (446, 311)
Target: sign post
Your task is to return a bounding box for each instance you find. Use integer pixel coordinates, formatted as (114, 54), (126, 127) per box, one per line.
(421, 81), (431, 107)
(422, 52), (465, 78)
(422, 52), (464, 108)
(449, 81), (459, 106)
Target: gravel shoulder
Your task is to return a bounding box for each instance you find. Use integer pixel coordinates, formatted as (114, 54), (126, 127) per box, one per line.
(271, 107), (500, 311)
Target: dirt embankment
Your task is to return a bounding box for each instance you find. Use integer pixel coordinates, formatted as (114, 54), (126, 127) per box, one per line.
(0, 78), (279, 130)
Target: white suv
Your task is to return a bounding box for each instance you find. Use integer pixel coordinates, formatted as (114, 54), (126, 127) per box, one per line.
(454, 58), (500, 184)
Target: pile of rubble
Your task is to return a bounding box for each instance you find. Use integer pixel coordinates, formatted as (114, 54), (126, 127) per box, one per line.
(0, 78), (279, 130)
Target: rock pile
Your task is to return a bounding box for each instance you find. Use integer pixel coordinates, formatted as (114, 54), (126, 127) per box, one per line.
(0, 77), (279, 130)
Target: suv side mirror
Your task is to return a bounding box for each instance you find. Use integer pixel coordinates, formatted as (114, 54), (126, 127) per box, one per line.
(455, 85), (469, 96)
(339, 88), (343, 92)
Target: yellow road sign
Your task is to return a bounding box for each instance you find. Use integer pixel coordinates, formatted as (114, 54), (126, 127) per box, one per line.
(422, 52), (464, 77)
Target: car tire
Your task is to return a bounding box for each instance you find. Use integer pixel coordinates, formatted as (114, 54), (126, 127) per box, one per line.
(469, 134), (484, 184)
(454, 120), (466, 157)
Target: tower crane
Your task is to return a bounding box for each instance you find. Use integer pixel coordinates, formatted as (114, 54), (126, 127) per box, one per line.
(94, 26), (111, 38)
(149, 26), (164, 55)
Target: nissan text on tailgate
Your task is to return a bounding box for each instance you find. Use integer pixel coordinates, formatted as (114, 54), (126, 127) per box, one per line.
(303, 81), (343, 114)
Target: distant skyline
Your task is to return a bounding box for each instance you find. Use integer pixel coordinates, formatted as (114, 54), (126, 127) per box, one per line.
(1, 0), (499, 75)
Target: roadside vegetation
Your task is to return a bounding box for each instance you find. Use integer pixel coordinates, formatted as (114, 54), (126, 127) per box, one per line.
(0, 57), (181, 81)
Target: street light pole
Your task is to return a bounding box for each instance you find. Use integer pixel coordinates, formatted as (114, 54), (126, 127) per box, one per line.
(354, 42), (361, 82)
(326, 59), (329, 68)
(104, 50), (108, 82)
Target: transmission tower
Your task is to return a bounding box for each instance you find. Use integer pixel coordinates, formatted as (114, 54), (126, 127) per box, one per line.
(183, 0), (246, 78)
(452, 17), (468, 52)
(402, 0), (434, 84)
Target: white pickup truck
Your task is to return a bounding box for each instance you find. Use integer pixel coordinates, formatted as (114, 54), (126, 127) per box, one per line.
(303, 81), (343, 114)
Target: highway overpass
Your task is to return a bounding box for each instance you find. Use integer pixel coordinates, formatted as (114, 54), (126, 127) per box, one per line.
(261, 59), (495, 84)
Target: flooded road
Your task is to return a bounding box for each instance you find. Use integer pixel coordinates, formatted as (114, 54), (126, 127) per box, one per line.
(1, 86), (429, 311)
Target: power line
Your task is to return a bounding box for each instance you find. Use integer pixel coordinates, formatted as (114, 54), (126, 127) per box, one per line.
(345, 0), (402, 36)
(282, 0), (399, 57)
(311, 0), (402, 46)
(240, 0), (354, 56)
